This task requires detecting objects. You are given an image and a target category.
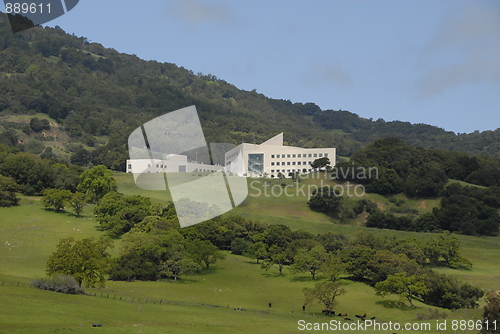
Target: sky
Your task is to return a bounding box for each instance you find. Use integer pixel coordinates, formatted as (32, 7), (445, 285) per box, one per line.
(9, 0), (500, 134)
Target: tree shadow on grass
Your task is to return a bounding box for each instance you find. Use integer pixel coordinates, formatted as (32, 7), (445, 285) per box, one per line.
(289, 276), (314, 282)
(375, 300), (415, 310)
(195, 266), (225, 276)
(43, 208), (87, 219)
(260, 272), (284, 279)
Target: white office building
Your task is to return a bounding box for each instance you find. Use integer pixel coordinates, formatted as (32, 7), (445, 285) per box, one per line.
(224, 133), (336, 177)
(126, 133), (336, 178)
(126, 154), (224, 174)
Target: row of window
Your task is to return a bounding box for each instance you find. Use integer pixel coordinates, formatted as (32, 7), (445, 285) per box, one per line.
(271, 161), (312, 166)
(271, 153), (328, 159)
(270, 169), (312, 174)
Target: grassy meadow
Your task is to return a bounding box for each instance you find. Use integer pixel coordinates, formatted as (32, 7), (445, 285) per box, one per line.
(0, 172), (499, 333)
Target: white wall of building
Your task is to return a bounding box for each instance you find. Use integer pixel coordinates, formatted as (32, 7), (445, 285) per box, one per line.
(126, 154), (223, 174)
(225, 133), (336, 177)
(126, 133), (336, 178)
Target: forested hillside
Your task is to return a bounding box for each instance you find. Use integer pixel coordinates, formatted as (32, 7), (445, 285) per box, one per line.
(313, 110), (500, 158)
(0, 12), (499, 173)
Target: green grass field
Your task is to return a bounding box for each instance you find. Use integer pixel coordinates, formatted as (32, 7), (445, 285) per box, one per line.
(1, 173), (499, 333)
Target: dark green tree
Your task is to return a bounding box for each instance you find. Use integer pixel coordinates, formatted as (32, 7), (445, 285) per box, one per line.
(46, 236), (113, 287)
(375, 273), (428, 307)
(69, 192), (86, 216)
(303, 282), (346, 312)
(77, 165), (117, 203)
(482, 290), (500, 334)
(292, 245), (330, 280)
(187, 239), (225, 269)
(0, 175), (19, 207)
(42, 188), (72, 211)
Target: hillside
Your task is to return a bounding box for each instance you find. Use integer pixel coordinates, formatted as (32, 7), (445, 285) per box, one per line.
(1, 12), (500, 173)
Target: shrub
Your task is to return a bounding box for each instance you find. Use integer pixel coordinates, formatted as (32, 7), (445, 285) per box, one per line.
(32, 275), (86, 295)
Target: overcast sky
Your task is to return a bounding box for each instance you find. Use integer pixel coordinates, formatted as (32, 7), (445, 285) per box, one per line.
(13, 0), (500, 134)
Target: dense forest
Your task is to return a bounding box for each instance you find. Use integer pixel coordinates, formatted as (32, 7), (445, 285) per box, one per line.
(313, 110), (500, 158)
(310, 138), (500, 236)
(0, 13), (500, 174)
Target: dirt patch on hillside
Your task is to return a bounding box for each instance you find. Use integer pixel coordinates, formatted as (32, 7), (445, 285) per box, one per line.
(419, 201), (427, 209)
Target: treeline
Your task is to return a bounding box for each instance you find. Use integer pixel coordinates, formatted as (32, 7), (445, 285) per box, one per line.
(0, 143), (81, 197)
(322, 137), (500, 235)
(308, 184), (500, 236)
(314, 109), (500, 158)
(90, 194), (482, 309)
(0, 144), (118, 216)
(336, 137), (500, 196)
(367, 183), (500, 236)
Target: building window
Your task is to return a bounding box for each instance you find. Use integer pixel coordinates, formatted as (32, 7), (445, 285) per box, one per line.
(308, 154), (312, 158)
(276, 162), (280, 166)
(314, 153), (317, 157)
(292, 154), (296, 158)
(282, 169), (285, 172)
(271, 170), (275, 173)
(271, 155), (275, 158)
(286, 154), (289, 158)
(156, 164), (159, 168)
(128, 164), (132, 169)
(297, 161), (301, 165)
(319, 153), (323, 157)
(298, 154), (301, 158)
(248, 153), (264, 174)
(292, 162), (296, 165)
(271, 162), (275, 166)
(287, 162), (290, 165)
(148, 164), (151, 167)
(325, 153), (328, 157)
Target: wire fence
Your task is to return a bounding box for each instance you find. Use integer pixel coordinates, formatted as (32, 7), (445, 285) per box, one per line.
(1, 279), (325, 319)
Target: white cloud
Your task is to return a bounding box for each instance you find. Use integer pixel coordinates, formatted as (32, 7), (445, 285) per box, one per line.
(171, 0), (233, 27)
(418, 5), (500, 97)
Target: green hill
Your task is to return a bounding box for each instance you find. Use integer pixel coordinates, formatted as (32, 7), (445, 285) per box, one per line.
(1, 12), (500, 172)
(1, 175), (500, 333)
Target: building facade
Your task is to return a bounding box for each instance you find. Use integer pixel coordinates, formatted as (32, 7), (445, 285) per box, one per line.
(126, 154), (223, 175)
(126, 133), (336, 178)
(224, 133), (336, 177)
